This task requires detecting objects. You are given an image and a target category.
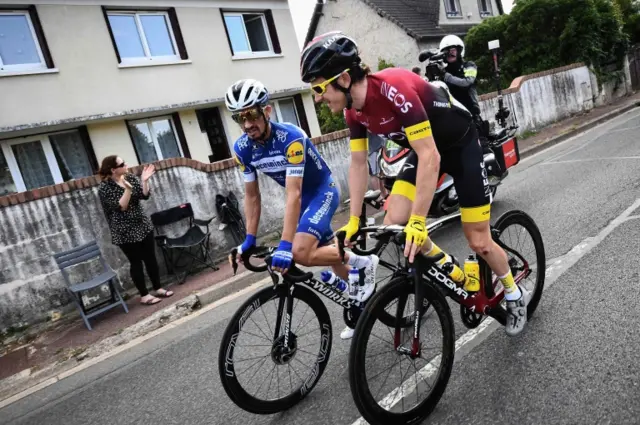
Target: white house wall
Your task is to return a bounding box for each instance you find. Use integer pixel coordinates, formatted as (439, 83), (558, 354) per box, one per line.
(313, 0), (421, 70)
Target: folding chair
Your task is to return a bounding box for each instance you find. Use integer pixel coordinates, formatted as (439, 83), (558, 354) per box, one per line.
(53, 240), (129, 331)
(150, 203), (219, 284)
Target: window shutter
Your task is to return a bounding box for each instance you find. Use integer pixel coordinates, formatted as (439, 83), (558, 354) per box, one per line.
(171, 113), (191, 159)
(293, 94), (311, 137)
(101, 7), (121, 63)
(27, 5), (54, 68)
(167, 8), (188, 60)
(77, 125), (99, 174)
(264, 10), (281, 54)
(220, 10), (235, 55)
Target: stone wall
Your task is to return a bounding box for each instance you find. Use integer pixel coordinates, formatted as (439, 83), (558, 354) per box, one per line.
(0, 131), (350, 330)
(0, 60), (634, 330)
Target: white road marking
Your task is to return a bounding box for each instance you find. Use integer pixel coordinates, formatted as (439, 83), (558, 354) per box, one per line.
(349, 197), (640, 425)
(541, 156), (640, 165)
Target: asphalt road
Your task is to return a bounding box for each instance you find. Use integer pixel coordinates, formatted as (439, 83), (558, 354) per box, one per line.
(4, 108), (640, 425)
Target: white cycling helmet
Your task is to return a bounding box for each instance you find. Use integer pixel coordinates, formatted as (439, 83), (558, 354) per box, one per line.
(439, 34), (465, 58)
(225, 79), (270, 112)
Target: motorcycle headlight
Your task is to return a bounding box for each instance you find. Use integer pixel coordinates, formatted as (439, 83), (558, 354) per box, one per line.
(379, 157), (406, 178)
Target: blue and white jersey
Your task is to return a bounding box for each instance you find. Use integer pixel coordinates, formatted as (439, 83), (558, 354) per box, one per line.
(233, 121), (332, 192)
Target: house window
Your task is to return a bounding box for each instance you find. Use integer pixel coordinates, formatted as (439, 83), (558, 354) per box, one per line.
(128, 117), (183, 163)
(478, 0), (493, 17)
(0, 8), (53, 72)
(0, 129), (95, 193)
(270, 98), (300, 127)
(444, 0), (462, 17)
(103, 8), (188, 64)
(222, 10), (281, 57)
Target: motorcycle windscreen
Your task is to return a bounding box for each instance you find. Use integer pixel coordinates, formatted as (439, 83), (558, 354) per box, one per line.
(382, 139), (410, 164)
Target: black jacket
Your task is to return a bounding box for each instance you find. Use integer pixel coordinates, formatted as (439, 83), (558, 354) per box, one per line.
(443, 60), (481, 118)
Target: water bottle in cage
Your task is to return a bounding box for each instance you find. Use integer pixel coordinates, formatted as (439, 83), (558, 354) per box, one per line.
(348, 268), (360, 300)
(320, 270), (348, 295)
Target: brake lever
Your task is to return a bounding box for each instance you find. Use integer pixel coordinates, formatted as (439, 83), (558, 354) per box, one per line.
(336, 231), (347, 264)
(229, 248), (239, 275)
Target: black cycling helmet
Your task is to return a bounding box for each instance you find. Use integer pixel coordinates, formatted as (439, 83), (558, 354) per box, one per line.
(300, 31), (360, 82)
(300, 31), (361, 109)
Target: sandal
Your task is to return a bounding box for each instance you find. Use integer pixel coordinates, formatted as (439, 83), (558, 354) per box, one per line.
(155, 289), (174, 298)
(140, 296), (162, 305)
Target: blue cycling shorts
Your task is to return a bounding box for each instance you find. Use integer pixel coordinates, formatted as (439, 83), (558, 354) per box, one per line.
(297, 178), (340, 245)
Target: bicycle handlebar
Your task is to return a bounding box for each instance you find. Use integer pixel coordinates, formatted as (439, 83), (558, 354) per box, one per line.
(230, 246), (314, 283)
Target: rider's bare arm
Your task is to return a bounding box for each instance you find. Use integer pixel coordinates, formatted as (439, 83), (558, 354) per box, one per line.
(244, 179), (261, 237)
(281, 176), (303, 244)
(348, 138), (370, 219)
(406, 121), (441, 218)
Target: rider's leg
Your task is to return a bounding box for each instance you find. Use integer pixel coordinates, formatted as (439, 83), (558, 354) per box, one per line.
(451, 133), (531, 336)
(292, 179), (378, 299)
(384, 153), (465, 280)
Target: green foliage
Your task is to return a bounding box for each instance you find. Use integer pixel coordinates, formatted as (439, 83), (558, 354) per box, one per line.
(464, 0), (629, 94)
(377, 58), (396, 70)
(315, 101), (346, 134)
(614, 0), (640, 44)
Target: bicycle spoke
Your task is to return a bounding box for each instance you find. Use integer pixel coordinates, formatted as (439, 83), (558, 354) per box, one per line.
(372, 355), (401, 400)
(236, 354), (269, 377)
(293, 302), (311, 333)
(237, 329), (272, 343)
(248, 314), (272, 342)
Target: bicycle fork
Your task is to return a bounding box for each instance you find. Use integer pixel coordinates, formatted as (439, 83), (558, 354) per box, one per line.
(394, 262), (425, 359)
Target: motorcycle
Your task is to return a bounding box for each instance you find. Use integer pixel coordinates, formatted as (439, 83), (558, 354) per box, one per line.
(369, 46), (521, 220)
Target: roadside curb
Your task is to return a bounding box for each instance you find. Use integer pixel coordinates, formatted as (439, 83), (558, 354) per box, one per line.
(519, 101), (640, 159)
(0, 269), (258, 409)
(2, 99), (639, 411)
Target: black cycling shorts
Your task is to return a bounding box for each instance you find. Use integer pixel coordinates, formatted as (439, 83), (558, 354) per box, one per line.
(390, 127), (491, 223)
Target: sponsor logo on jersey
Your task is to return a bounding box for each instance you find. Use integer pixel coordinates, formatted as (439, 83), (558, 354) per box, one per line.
(380, 81), (413, 113)
(287, 167), (304, 177)
(433, 100), (450, 108)
(309, 191), (335, 225)
(286, 141), (304, 165)
(380, 116), (395, 125)
(307, 146), (323, 170)
(252, 156), (289, 171)
(276, 129), (288, 144)
(237, 137), (249, 150)
(307, 227), (321, 238)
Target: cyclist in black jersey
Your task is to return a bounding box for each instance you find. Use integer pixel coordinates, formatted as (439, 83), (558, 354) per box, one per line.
(300, 31), (532, 336)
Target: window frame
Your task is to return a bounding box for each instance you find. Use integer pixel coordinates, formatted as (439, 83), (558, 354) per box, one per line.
(221, 10), (281, 59)
(271, 97), (300, 125)
(0, 10), (47, 72)
(478, 0), (493, 17)
(105, 10), (181, 65)
(127, 115), (185, 163)
(0, 129), (93, 193)
(444, 0), (463, 17)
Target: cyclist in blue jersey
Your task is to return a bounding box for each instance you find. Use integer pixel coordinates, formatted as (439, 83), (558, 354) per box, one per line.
(226, 79), (378, 340)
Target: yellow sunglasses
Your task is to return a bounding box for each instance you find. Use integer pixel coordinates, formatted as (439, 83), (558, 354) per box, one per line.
(310, 69), (350, 96)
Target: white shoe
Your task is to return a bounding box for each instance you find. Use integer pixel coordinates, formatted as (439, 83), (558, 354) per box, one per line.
(340, 326), (355, 340)
(357, 255), (379, 302)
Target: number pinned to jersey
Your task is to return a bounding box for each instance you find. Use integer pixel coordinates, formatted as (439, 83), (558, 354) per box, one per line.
(286, 141), (305, 165)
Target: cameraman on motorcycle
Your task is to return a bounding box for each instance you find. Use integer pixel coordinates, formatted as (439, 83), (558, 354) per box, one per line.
(436, 35), (484, 134)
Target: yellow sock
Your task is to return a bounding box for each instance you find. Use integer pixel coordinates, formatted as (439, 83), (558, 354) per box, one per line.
(426, 242), (465, 283)
(499, 272), (521, 300)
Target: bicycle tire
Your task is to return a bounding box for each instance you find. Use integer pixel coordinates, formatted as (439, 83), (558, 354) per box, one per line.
(218, 285), (332, 414)
(492, 209), (546, 318)
(348, 276), (455, 425)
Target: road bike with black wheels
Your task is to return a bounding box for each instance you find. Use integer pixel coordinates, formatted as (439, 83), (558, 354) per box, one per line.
(218, 238), (412, 415)
(346, 209), (546, 425)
